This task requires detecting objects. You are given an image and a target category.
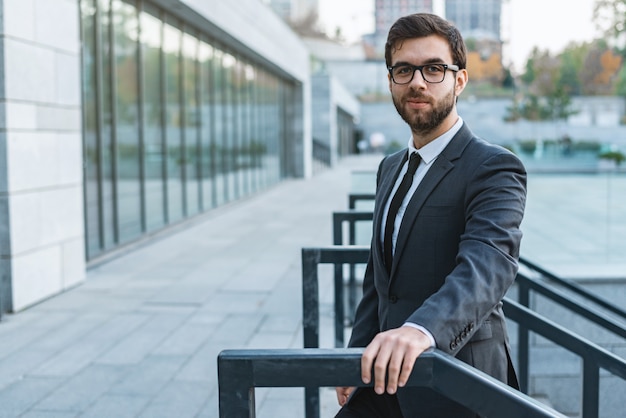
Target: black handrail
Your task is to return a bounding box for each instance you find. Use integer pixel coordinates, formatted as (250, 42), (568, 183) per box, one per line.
(302, 245), (626, 418)
(516, 272), (626, 338)
(519, 256), (626, 321)
(504, 299), (626, 418)
(217, 348), (564, 418)
(347, 193), (375, 209)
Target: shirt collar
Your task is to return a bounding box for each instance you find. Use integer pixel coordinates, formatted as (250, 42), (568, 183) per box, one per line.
(407, 116), (464, 164)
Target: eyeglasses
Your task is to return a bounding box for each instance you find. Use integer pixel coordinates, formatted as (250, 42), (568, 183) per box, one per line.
(388, 63), (459, 85)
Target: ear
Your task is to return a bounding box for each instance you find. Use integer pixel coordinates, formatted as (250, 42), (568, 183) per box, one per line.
(454, 69), (469, 97)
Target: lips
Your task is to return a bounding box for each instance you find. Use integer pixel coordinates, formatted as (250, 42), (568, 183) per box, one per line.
(406, 96), (431, 109)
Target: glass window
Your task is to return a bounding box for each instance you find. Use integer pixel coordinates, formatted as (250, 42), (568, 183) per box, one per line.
(140, 7), (166, 231)
(182, 31), (200, 216)
(212, 47), (227, 205)
(99, 0), (116, 249)
(80, 0), (299, 260)
(222, 52), (237, 201)
(241, 63), (255, 195)
(112, 0), (142, 243)
(199, 40), (216, 209)
(81, 0), (101, 258)
(163, 20), (184, 222)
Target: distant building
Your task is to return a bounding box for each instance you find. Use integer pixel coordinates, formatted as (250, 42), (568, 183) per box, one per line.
(361, 0), (504, 81)
(264, 0), (319, 22)
(446, 0), (504, 81)
(445, 0), (502, 40)
(367, 0), (435, 58)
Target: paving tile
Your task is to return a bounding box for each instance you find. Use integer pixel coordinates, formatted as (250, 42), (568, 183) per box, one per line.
(0, 376), (61, 418)
(107, 355), (187, 397)
(30, 364), (129, 412)
(79, 394), (150, 418)
(137, 380), (207, 418)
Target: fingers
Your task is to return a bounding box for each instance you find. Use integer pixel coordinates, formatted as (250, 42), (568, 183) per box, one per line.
(361, 328), (430, 395)
(335, 386), (354, 406)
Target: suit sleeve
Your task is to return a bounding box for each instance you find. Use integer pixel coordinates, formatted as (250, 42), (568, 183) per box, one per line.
(405, 149), (527, 355)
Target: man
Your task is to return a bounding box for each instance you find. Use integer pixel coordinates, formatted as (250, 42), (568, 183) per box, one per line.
(335, 13), (526, 418)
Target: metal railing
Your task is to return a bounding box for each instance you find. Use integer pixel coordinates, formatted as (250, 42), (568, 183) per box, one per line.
(347, 193), (375, 209)
(504, 299), (626, 418)
(331, 210), (373, 320)
(514, 270), (626, 394)
(302, 246), (369, 351)
(302, 245), (626, 418)
(518, 257), (626, 322)
(217, 348), (564, 418)
(301, 245), (369, 418)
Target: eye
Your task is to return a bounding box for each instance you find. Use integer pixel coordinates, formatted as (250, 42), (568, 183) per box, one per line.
(424, 65), (444, 74)
(395, 65), (413, 75)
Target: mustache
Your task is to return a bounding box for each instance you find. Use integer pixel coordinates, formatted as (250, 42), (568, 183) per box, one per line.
(404, 90), (432, 101)
(404, 92), (432, 102)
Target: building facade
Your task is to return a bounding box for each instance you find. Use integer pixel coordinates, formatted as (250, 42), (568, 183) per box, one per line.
(366, 0), (434, 57)
(264, 0), (319, 22)
(0, 0), (356, 314)
(444, 0), (502, 41)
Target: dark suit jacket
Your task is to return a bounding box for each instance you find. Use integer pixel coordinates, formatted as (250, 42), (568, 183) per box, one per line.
(348, 123), (527, 417)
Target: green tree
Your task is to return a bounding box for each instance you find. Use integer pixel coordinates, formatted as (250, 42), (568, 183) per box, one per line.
(520, 47), (540, 85)
(558, 43), (588, 95)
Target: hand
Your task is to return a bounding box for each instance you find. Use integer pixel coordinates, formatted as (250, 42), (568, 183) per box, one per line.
(335, 386), (354, 406)
(361, 326), (431, 395)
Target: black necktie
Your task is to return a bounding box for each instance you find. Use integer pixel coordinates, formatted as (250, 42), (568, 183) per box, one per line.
(384, 152), (420, 274)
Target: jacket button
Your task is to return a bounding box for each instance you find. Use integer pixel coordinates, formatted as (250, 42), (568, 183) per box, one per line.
(450, 341), (457, 350)
(389, 295), (398, 304)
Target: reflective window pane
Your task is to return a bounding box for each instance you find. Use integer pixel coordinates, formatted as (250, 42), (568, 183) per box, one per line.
(140, 8), (166, 231)
(183, 32), (200, 215)
(80, 0), (294, 260)
(113, 0), (142, 243)
(163, 21), (184, 222)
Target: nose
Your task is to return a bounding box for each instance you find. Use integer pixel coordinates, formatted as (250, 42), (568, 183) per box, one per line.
(409, 69), (428, 88)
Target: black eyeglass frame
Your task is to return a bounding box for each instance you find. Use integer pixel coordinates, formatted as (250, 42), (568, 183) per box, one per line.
(387, 63), (460, 85)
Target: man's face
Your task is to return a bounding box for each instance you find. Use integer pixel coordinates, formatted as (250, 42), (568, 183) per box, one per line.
(388, 35), (467, 141)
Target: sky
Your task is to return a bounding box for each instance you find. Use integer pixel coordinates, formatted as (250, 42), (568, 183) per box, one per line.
(318, 0), (600, 72)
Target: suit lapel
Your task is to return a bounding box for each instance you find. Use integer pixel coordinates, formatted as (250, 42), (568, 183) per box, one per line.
(373, 151), (406, 275)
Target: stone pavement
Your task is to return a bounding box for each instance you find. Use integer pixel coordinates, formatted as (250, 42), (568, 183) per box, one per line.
(0, 153), (624, 418)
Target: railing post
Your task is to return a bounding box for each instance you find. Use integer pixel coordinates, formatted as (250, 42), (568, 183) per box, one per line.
(334, 263), (345, 347)
(582, 359), (600, 418)
(517, 277), (531, 394)
(332, 214), (350, 332)
(301, 248), (321, 418)
(217, 353), (255, 418)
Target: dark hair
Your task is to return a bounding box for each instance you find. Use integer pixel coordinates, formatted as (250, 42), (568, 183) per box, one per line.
(385, 13), (467, 70)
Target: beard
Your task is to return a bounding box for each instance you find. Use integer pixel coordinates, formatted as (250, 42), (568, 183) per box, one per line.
(392, 85), (456, 137)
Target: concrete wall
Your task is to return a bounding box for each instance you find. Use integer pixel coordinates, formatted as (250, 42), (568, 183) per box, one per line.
(0, 0), (85, 312)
